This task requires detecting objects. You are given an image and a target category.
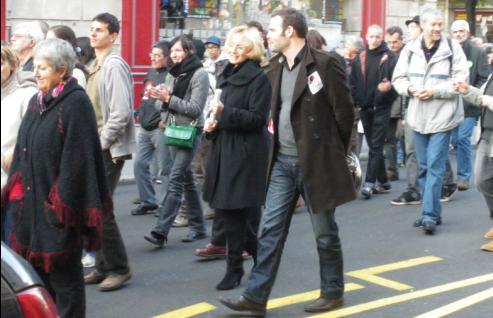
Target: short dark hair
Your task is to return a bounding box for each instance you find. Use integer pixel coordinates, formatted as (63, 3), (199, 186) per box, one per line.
(169, 36), (196, 56)
(306, 29), (327, 50)
(386, 26), (403, 39)
(272, 9), (308, 39)
(153, 40), (169, 56)
(93, 12), (120, 34)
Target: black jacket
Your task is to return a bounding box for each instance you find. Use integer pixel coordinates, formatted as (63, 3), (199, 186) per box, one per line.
(203, 60), (271, 210)
(350, 43), (398, 109)
(462, 39), (490, 117)
(138, 68), (168, 130)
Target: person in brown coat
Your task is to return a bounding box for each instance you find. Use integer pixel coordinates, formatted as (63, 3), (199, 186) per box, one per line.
(219, 8), (355, 316)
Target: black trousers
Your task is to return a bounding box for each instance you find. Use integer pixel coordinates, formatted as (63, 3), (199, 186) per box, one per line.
(216, 207), (261, 271)
(384, 117), (399, 173)
(360, 107), (391, 185)
(37, 247), (85, 318)
(96, 151), (130, 275)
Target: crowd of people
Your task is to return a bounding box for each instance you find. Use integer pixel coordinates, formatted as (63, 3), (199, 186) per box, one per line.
(1, 7), (492, 318)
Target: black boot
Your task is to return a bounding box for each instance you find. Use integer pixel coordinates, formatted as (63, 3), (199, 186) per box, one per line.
(216, 267), (244, 290)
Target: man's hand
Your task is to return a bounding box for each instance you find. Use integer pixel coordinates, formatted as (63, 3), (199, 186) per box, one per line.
(415, 89), (433, 100)
(453, 80), (469, 95)
(377, 78), (392, 93)
(158, 120), (166, 129)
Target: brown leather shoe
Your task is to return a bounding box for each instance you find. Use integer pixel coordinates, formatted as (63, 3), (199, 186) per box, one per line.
(98, 272), (131, 291)
(304, 296), (343, 313)
(457, 180), (470, 191)
(195, 243), (226, 259)
(219, 295), (266, 317)
(84, 270), (106, 284)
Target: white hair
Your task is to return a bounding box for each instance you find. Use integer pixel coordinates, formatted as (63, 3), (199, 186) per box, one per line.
(420, 8), (443, 24)
(33, 38), (76, 78)
(13, 22), (45, 44)
(451, 20), (470, 32)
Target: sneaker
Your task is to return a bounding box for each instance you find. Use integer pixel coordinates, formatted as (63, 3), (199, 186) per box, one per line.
(131, 204), (158, 216)
(144, 231), (167, 247)
(81, 253), (96, 268)
(391, 191), (421, 206)
(373, 183), (391, 194)
(172, 214), (189, 227)
(195, 243), (227, 259)
(484, 228), (493, 239)
(361, 186), (373, 199)
(204, 208), (215, 220)
(457, 180), (470, 191)
(182, 231), (206, 243)
(132, 197), (141, 205)
(481, 240), (493, 252)
(84, 270), (106, 284)
(413, 217), (442, 227)
(440, 183), (458, 202)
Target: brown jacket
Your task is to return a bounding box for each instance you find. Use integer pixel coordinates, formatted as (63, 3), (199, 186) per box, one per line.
(266, 47), (356, 212)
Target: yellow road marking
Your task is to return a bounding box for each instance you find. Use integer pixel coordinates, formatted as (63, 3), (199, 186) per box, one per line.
(346, 256), (442, 291)
(152, 302), (217, 318)
(414, 287), (493, 318)
(267, 283), (364, 309)
(309, 273), (493, 318)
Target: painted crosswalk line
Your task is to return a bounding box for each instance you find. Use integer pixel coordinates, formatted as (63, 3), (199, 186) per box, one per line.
(414, 287), (493, 318)
(309, 273), (493, 318)
(153, 302), (217, 318)
(345, 256), (442, 291)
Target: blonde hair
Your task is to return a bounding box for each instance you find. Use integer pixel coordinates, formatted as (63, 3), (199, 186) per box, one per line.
(1, 45), (20, 71)
(225, 25), (266, 65)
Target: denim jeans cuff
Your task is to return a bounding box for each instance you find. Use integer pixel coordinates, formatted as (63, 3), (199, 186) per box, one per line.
(242, 291), (266, 306)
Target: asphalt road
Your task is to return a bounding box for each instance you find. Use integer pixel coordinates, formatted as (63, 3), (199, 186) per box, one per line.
(86, 165), (492, 318)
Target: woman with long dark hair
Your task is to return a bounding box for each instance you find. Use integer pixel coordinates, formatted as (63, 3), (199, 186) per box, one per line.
(144, 36), (209, 246)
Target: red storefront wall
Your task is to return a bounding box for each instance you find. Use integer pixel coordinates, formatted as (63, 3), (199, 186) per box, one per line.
(362, 0), (387, 41)
(122, 0), (161, 108)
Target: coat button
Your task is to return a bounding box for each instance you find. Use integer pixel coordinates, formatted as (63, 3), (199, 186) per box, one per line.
(308, 116), (315, 122)
(313, 133), (320, 139)
(26, 186), (31, 191)
(23, 148), (27, 152)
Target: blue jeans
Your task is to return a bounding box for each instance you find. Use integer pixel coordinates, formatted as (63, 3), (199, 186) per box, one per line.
(414, 131), (451, 224)
(453, 116), (478, 182)
(134, 128), (170, 206)
(243, 154), (344, 304)
(153, 132), (205, 237)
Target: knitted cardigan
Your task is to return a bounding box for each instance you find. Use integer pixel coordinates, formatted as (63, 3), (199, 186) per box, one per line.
(1, 78), (112, 273)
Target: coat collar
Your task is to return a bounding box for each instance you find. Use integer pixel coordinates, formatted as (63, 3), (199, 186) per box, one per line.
(408, 34), (453, 63)
(219, 60), (263, 86)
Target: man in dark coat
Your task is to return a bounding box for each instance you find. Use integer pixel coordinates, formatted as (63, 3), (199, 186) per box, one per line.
(442, 20), (490, 192)
(219, 9), (355, 316)
(350, 24), (398, 200)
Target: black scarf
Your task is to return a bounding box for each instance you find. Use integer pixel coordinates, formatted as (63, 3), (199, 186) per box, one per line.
(168, 54), (203, 99)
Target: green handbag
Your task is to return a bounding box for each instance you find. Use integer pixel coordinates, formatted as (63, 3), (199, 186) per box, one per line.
(164, 116), (197, 149)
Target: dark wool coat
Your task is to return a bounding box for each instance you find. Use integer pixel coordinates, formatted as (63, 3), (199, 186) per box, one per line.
(266, 47), (356, 212)
(462, 39), (490, 117)
(1, 79), (111, 273)
(203, 60), (271, 210)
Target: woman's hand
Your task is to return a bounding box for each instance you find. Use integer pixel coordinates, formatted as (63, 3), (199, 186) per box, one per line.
(209, 100), (224, 116)
(204, 117), (218, 133)
(150, 86), (171, 103)
(3, 153), (13, 172)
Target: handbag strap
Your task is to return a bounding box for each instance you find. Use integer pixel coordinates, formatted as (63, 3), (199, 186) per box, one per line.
(169, 114), (198, 127)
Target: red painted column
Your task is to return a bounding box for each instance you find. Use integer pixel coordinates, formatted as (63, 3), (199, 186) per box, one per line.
(1, 0), (6, 40)
(361, 0), (387, 40)
(121, 0), (161, 108)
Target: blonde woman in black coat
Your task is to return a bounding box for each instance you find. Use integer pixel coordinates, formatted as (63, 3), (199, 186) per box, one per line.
(203, 25), (272, 290)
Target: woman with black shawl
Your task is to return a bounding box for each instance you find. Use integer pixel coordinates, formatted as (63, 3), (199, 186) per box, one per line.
(145, 36), (209, 247)
(1, 38), (111, 317)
